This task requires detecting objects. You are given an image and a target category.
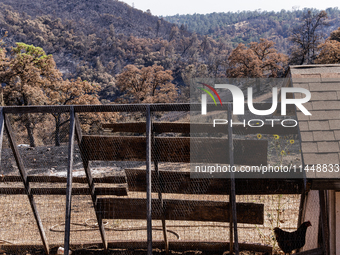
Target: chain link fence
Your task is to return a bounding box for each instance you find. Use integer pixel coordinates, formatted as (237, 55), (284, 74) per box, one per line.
(0, 104), (316, 255)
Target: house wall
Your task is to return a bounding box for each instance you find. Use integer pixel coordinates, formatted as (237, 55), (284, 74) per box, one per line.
(336, 192), (340, 254)
(328, 191), (336, 255)
(330, 191), (340, 254)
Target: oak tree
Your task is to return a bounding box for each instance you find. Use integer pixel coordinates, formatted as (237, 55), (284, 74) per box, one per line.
(116, 64), (177, 103)
(49, 77), (103, 146)
(227, 39), (288, 78)
(0, 42), (112, 146)
(0, 42), (64, 146)
(315, 39), (340, 64)
(315, 27), (340, 64)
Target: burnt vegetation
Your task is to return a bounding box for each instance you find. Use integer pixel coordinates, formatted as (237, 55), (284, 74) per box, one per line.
(1, 1), (340, 102)
(0, 1), (340, 148)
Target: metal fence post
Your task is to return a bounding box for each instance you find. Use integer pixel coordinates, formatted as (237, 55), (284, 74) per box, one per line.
(4, 112), (50, 254)
(64, 106), (75, 255)
(146, 105), (152, 255)
(228, 103), (239, 255)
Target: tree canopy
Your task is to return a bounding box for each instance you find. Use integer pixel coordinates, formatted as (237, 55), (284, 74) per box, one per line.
(1, 42), (63, 107)
(227, 39), (288, 78)
(116, 64), (178, 103)
(316, 27), (340, 64)
(0, 42), (110, 146)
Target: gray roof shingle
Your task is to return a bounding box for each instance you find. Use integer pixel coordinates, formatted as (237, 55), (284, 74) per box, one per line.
(290, 65), (340, 174)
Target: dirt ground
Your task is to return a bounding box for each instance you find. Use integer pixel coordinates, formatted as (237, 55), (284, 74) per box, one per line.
(0, 187), (299, 255)
(0, 141), (301, 255)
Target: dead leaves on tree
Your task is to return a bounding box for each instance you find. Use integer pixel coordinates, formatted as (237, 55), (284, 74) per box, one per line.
(227, 39), (288, 78)
(116, 64), (177, 103)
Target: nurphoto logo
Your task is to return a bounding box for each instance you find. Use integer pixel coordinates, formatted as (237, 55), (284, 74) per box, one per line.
(200, 83), (311, 116)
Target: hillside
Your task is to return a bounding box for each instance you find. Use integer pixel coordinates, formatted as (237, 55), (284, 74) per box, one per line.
(0, 0), (176, 38)
(1, 1), (340, 103)
(164, 8), (340, 52)
(1, 0), (232, 101)
(0, 0), (201, 101)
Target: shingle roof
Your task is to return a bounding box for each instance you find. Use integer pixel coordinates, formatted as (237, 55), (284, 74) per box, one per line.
(290, 64), (340, 178)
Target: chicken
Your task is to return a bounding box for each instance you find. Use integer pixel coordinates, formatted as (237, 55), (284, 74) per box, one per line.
(274, 221), (311, 254)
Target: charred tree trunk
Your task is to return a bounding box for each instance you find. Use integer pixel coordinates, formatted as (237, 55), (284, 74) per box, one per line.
(55, 114), (61, 147)
(53, 113), (70, 147)
(25, 121), (35, 147)
(256, 78), (261, 93)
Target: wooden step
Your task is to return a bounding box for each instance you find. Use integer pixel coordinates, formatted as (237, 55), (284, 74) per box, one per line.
(0, 240), (273, 253)
(0, 175), (126, 184)
(81, 136), (267, 166)
(0, 186), (128, 196)
(97, 197), (264, 224)
(103, 122), (298, 135)
(125, 169), (304, 195)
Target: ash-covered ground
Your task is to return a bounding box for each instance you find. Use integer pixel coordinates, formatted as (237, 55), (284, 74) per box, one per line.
(0, 145), (144, 177)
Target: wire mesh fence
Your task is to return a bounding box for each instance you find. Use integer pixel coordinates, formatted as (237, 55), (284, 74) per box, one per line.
(0, 104), (316, 255)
